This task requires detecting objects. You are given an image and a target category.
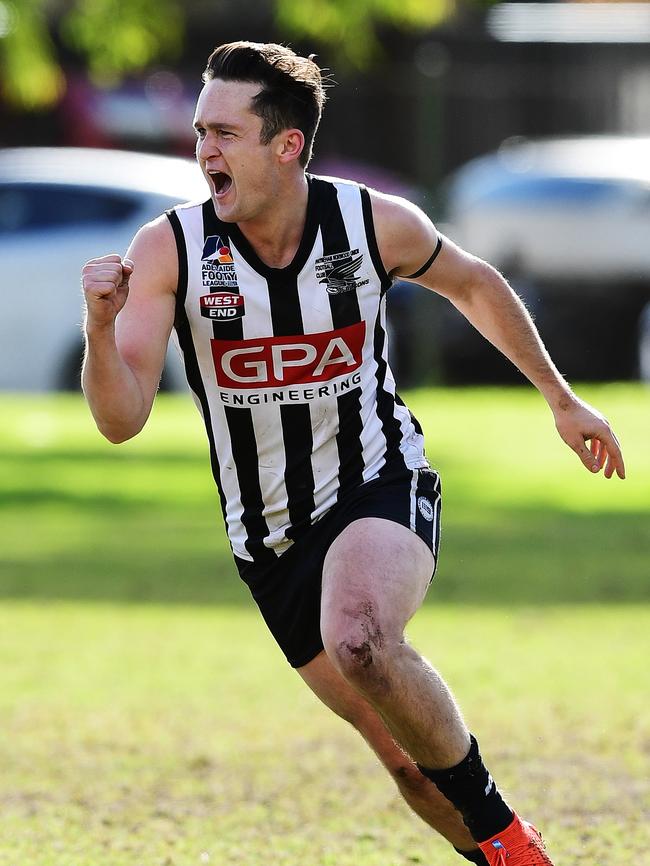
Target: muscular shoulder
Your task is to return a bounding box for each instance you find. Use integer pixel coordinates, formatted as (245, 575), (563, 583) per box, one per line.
(126, 214), (178, 297)
(367, 189), (439, 278)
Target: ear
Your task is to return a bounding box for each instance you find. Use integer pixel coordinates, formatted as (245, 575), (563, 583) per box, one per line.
(277, 129), (305, 165)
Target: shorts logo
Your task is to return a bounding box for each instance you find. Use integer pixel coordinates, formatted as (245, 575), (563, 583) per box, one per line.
(212, 321), (365, 388)
(200, 292), (245, 320)
(417, 496), (434, 522)
(315, 248), (370, 295)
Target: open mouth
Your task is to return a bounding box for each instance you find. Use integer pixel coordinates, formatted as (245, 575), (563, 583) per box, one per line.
(208, 170), (233, 197)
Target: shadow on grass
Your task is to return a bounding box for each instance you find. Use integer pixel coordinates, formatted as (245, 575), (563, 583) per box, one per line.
(0, 490), (201, 510)
(9, 449), (205, 465)
(1, 504), (648, 606)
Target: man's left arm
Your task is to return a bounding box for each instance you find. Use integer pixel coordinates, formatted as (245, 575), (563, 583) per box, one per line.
(370, 190), (625, 479)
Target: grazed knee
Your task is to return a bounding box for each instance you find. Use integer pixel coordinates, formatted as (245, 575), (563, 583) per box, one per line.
(344, 637), (376, 668)
(322, 600), (398, 695)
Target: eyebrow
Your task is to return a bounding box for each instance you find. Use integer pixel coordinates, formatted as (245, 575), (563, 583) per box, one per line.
(192, 120), (240, 131)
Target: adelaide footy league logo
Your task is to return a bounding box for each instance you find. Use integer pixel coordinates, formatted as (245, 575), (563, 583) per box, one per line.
(201, 234), (240, 296)
(315, 248), (369, 295)
(201, 235), (233, 263)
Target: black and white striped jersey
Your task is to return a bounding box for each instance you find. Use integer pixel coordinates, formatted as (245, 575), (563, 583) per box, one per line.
(166, 174), (429, 563)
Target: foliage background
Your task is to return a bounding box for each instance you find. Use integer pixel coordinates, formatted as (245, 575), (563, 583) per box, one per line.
(1, 0), (461, 108)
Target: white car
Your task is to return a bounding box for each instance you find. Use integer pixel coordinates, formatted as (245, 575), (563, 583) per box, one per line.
(0, 147), (207, 391)
(440, 135), (650, 381)
(445, 135), (650, 281)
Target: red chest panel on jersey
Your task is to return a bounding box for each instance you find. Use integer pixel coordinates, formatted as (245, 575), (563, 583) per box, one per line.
(211, 321), (366, 389)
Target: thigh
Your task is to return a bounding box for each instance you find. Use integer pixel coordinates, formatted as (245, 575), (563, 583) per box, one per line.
(321, 516), (435, 643)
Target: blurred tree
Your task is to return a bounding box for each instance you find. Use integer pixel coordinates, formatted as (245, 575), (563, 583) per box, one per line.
(0, 0), (184, 109)
(0, 0), (457, 110)
(276, 0), (450, 67)
(0, 0), (66, 108)
(60, 0), (184, 84)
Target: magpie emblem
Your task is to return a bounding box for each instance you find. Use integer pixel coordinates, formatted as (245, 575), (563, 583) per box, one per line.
(315, 248), (369, 295)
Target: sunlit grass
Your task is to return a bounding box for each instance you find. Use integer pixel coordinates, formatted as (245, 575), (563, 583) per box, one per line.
(1, 385), (647, 604)
(0, 602), (647, 865)
(0, 387), (648, 863)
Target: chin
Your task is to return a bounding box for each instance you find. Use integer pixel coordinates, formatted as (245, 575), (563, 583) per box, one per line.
(213, 199), (239, 223)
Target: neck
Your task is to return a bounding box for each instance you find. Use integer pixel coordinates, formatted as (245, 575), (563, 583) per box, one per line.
(237, 173), (309, 269)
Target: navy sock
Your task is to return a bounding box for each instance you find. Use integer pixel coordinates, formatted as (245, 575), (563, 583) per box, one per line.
(454, 846), (489, 864)
(417, 734), (513, 843)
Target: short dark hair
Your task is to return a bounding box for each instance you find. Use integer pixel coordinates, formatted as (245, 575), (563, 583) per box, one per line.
(202, 41), (326, 167)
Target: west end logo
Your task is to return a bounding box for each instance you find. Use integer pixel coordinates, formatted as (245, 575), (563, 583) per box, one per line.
(316, 249), (369, 295)
(200, 292), (245, 320)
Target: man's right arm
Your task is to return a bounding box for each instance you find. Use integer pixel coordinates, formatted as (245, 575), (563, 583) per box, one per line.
(81, 215), (178, 443)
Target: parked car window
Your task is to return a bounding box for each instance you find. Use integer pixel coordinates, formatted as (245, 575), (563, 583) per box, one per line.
(0, 184), (139, 233)
(476, 176), (630, 206)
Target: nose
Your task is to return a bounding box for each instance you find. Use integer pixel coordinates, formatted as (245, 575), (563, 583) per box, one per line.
(197, 133), (220, 161)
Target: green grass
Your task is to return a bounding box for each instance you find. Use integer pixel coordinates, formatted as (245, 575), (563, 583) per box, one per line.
(1, 384), (648, 603)
(0, 387), (648, 863)
(0, 602), (648, 864)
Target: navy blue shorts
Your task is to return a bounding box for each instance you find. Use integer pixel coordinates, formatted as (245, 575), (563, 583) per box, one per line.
(234, 467), (442, 668)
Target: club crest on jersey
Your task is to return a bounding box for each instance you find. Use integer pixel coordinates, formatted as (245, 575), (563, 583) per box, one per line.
(200, 292), (245, 320)
(315, 248), (369, 295)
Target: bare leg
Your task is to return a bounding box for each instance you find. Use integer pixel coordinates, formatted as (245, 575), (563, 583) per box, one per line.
(298, 650), (478, 852)
(320, 517), (470, 770)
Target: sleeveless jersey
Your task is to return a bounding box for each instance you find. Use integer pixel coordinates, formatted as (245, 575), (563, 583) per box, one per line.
(166, 175), (429, 563)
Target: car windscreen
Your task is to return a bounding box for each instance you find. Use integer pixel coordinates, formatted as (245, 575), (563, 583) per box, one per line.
(0, 183), (140, 233)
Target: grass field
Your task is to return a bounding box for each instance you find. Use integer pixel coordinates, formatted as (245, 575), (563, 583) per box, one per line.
(1, 386), (649, 864)
(1, 384), (648, 604)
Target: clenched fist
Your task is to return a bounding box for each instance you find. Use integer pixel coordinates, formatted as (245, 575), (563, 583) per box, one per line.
(82, 254), (134, 329)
